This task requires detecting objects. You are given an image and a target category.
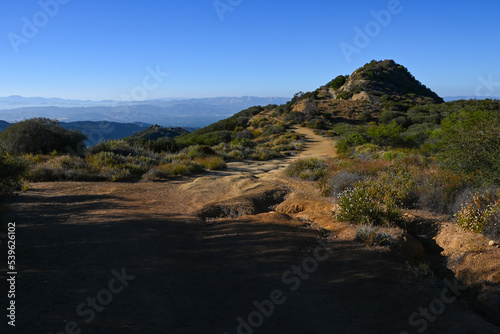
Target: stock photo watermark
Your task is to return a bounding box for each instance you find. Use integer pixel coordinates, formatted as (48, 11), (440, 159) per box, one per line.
(475, 74), (500, 97)
(400, 278), (467, 334)
(213, 0), (244, 22)
(6, 222), (17, 327)
(340, 0), (404, 63)
(224, 238), (333, 334)
(7, 0), (71, 54)
(48, 268), (135, 334)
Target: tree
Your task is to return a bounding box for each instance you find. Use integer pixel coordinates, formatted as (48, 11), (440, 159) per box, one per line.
(439, 109), (500, 184)
(0, 118), (87, 155)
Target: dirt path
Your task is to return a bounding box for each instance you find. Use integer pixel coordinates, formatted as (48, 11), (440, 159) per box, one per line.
(1, 129), (498, 334)
(292, 127), (337, 158)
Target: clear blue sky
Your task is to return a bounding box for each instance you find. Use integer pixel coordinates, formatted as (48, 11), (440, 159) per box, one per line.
(0, 0), (499, 100)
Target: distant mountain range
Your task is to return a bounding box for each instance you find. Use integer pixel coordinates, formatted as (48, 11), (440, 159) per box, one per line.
(443, 96), (500, 102)
(0, 96), (291, 128)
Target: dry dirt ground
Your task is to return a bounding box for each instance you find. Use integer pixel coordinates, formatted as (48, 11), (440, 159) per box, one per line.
(1, 128), (499, 334)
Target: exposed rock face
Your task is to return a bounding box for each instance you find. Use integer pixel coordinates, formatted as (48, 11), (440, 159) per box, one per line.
(351, 91), (372, 102)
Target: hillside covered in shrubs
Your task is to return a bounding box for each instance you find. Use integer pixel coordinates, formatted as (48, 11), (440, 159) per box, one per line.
(0, 60), (498, 241)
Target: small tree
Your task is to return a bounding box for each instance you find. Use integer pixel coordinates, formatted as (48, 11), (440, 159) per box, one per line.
(0, 118), (87, 155)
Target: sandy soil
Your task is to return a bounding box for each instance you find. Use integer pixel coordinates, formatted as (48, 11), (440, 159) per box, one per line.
(1, 128), (499, 334)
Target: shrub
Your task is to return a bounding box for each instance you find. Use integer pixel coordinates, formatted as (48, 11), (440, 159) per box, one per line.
(439, 109), (500, 184)
(327, 75), (348, 89)
(284, 111), (306, 124)
(379, 110), (403, 124)
(319, 171), (362, 197)
(143, 160), (204, 180)
(151, 137), (179, 153)
(0, 118), (86, 155)
(355, 224), (393, 247)
(336, 91), (354, 100)
(184, 145), (216, 159)
(358, 110), (372, 122)
(250, 149), (280, 161)
(0, 151), (27, 208)
(366, 123), (406, 147)
(333, 123), (356, 136)
(231, 138), (256, 148)
(454, 192), (499, 236)
(336, 133), (368, 153)
(87, 152), (127, 169)
(414, 168), (467, 214)
(336, 179), (404, 226)
(285, 158), (327, 181)
(194, 156), (227, 170)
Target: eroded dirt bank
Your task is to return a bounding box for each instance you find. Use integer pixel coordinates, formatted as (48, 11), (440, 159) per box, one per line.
(1, 129), (499, 334)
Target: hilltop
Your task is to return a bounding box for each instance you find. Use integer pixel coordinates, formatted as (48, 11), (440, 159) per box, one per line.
(326, 59), (443, 104)
(175, 60), (446, 150)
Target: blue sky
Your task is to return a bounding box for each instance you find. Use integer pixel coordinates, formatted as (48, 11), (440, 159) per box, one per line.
(0, 0), (499, 100)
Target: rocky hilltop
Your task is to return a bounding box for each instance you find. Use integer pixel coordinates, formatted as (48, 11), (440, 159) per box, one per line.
(324, 59), (443, 104)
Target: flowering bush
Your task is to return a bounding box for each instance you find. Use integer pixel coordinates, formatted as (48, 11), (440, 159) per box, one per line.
(455, 192), (500, 236)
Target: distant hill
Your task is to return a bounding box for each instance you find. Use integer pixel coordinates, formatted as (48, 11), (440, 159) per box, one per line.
(0, 120), (9, 132)
(124, 125), (188, 142)
(324, 59), (443, 104)
(59, 121), (152, 146)
(0, 96), (291, 127)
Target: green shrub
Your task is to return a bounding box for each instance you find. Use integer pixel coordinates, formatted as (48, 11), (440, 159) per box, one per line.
(336, 132), (368, 154)
(0, 151), (27, 207)
(194, 156), (227, 170)
(0, 118), (86, 155)
(87, 152), (127, 168)
(366, 123), (407, 147)
(327, 75), (348, 89)
(185, 145), (216, 159)
(285, 158), (327, 181)
(333, 123), (357, 136)
(439, 109), (500, 184)
(144, 160), (204, 180)
(336, 179), (404, 226)
(336, 91), (354, 100)
(250, 149), (279, 161)
(283, 111), (305, 124)
(231, 138), (256, 148)
(379, 110), (403, 124)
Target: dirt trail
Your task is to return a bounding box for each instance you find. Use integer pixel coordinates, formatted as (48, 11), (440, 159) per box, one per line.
(292, 127), (337, 158)
(2, 128), (498, 334)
